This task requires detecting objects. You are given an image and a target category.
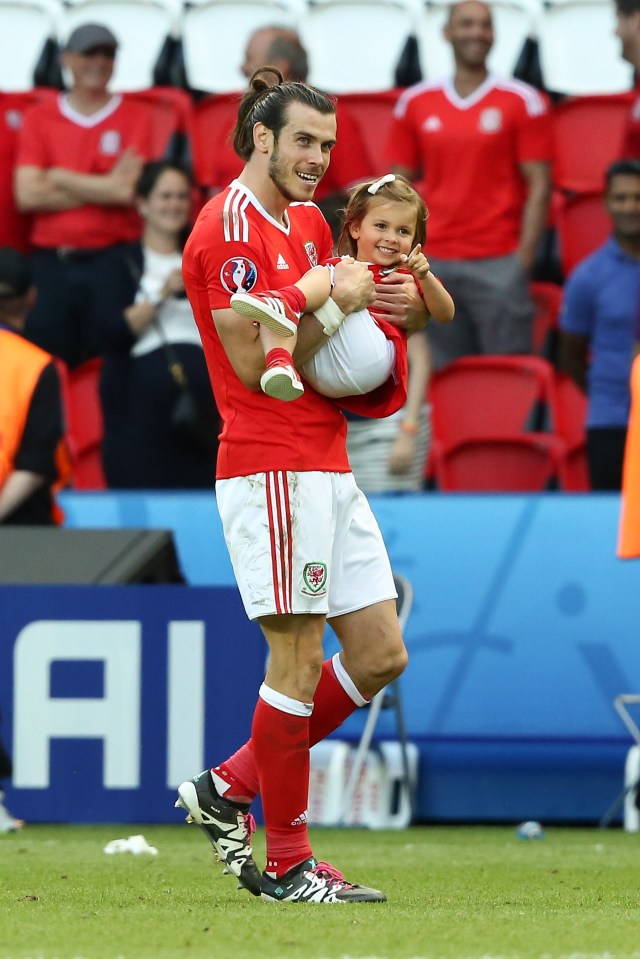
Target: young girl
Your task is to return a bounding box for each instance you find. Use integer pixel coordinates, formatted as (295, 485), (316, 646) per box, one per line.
(230, 172), (454, 402)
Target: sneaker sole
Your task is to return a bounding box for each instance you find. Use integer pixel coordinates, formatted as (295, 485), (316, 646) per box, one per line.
(231, 294), (297, 337)
(260, 369), (304, 401)
(175, 783), (261, 896)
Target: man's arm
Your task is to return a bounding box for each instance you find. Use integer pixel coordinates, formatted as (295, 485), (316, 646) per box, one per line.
(0, 471), (45, 521)
(15, 149), (143, 212)
(559, 330), (590, 392)
(517, 160), (552, 271)
(14, 166), (82, 212)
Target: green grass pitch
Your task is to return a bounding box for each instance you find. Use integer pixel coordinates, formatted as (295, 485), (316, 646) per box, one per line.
(2, 823), (640, 959)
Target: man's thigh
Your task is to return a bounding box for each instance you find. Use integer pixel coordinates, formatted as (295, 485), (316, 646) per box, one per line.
(216, 471), (396, 621)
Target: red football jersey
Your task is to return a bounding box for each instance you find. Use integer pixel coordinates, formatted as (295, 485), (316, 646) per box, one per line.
(16, 94), (161, 249)
(386, 76), (552, 259)
(183, 180), (352, 478)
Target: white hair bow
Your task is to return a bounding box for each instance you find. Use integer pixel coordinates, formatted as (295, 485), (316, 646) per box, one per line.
(367, 173), (396, 195)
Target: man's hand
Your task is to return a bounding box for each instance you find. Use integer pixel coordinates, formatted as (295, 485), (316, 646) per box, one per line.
(107, 149), (144, 203)
(373, 272), (429, 335)
(330, 257), (376, 315)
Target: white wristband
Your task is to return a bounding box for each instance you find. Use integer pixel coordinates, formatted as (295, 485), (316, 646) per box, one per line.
(314, 296), (346, 336)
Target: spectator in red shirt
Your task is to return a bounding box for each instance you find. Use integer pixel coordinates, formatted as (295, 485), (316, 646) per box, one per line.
(615, 0), (640, 157)
(14, 23), (174, 368)
(386, 0), (552, 369)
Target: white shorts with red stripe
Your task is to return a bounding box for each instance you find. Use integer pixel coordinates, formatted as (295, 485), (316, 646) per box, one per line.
(215, 470), (396, 620)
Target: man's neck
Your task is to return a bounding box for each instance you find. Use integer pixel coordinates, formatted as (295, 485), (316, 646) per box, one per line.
(238, 166), (289, 225)
(66, 88), (112, 117)
(616, 233), (640, 260)
(452, 64), (489, 99)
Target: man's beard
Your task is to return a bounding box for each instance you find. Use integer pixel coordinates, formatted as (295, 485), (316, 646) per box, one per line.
(268, 149), (317, 202)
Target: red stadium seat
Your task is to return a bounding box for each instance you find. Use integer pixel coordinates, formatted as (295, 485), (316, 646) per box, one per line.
(337, 90), (402, 177)
(428, 354), (559, 452)
(0, 89), (55, 252)
(551, 93), (634, 194)
(59, 358), (107, 490)
(191, 93), (241, 196)
(554, 371), (590, 491)
(433, 434), (564, 492)
(555, 190), (611, 278)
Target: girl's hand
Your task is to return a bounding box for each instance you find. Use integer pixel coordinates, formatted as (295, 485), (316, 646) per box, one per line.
(388, 431), (415, 474)
(401, 244), (430, 281)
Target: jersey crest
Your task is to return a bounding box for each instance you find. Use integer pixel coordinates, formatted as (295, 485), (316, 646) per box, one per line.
(304, 241), (319, 268)
(220, 256), (258, 294)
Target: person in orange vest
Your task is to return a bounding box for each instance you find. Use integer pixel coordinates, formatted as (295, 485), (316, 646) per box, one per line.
(0, 247), (67, 525)
(618, 335), (640, 558)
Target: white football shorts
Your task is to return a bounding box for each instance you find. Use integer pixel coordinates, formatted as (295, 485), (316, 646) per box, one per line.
(215, 470), (397, 620)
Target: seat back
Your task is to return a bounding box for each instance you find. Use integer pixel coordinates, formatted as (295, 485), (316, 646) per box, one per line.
(537, 0), (634, 94)
(435, 434), (563, 491)
(0, 89), (56, 252)
(337, 90), (402, 177)
(555, 191), (611, 278)
(61, 358), (106, 490)
(191, 93), (242, 193)
(181, 0), (304, 93)
(59, 0), (182, 92)
(299, 0), (416, 92)
(0, 0), (60, 91)
(552, 94), (634, 193)
(429, 354), (557, 452)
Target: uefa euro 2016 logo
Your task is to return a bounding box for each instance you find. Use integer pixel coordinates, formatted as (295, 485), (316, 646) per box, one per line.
(220, 256), (258, 294)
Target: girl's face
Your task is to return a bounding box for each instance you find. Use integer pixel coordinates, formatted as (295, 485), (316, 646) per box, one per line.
(349, 198), (416, 266)
(138, 170), (191, 236)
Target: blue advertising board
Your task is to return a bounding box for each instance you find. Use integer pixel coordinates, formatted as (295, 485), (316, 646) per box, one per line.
(0, 586), (265, 823)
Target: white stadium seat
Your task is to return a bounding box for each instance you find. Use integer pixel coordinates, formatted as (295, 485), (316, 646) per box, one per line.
(0, 0), (61, 91)
(299, 0), (419, 93)
(180, 0), (306, 93)
(537, 0), (634, 95)
(59, 0), (182, 92)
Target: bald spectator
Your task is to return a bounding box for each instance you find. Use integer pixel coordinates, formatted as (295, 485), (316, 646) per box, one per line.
(200, 25), (372, 241)
(386, 0), (552, 369)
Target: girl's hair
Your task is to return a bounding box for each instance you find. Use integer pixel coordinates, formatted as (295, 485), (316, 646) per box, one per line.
(135, 159), (192, 199)
(337, 175), (428, 257)
(233, 67), (336, 160)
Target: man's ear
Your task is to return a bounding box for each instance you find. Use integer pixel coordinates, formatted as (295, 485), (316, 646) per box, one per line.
(253, 122), (271, 155)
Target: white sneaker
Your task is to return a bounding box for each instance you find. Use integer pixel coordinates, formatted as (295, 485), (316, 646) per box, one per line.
(0, 792), (23, 833)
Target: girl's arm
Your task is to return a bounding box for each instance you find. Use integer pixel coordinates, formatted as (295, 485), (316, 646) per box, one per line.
(403, 244), (455, 324)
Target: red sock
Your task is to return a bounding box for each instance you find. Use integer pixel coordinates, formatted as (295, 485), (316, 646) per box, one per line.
(252, 695), (312, 877)
(219, 658), (360, 801)
(265, 347), (294, 369)
(278, 285), (307, 313)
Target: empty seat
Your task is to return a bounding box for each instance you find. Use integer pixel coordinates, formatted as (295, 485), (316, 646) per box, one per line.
(299, 0), (416, 93)
(59, 0), (182, 92)
(0, 0), (61, 91)
(555, 190), (611, 278)
(414, 0), (539, 81)
(428, 354), (558, 454)
(537, 0), (634, 95)
(433, 433), (564, 491)
(552, 94), (634, 193)
(181, 0), (304, 93)
(60, 357), (107, 490)
(336, 90), (402, 176)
